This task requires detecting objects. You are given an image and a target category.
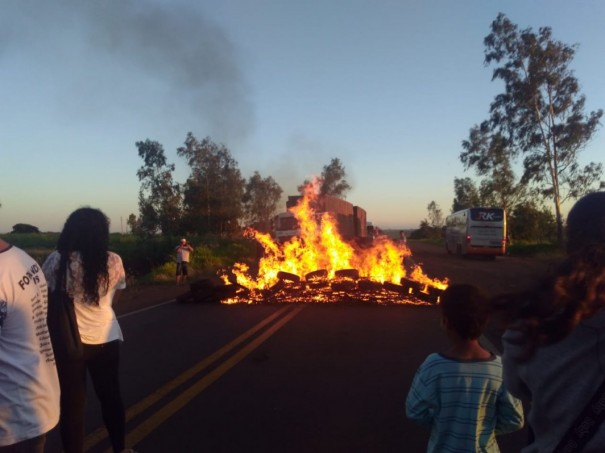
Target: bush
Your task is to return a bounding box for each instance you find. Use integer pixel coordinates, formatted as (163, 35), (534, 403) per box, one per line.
(133, 234), (258, 282)
(110, 234), (176, 277)
(409, 221), (443, 240)
(509, 203), (557, 242)
(11, 223), (40, 234)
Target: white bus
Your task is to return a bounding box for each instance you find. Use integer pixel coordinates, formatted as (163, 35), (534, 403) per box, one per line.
(445, 207), (506, 257)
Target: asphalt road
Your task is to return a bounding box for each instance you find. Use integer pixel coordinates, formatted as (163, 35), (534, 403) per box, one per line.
(46, 242), (552, 453)
(406, 241), (554, 299)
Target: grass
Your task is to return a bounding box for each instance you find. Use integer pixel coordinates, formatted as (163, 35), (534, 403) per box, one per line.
(404, 237), (564, 259)
(507, 241), (564, 259)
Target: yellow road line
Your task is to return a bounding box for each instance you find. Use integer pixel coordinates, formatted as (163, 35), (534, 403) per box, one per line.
(84, 304), (296, 451)
(123, 305), (305, 450)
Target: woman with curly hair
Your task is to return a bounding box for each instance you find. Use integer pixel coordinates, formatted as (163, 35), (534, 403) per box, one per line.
(496, 192), (605, 451)
(43, 208), (135, 453)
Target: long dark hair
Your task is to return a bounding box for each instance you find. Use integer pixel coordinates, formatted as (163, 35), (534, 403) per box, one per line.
(493, 192), (605, 350)
(57, 207), (110, 304)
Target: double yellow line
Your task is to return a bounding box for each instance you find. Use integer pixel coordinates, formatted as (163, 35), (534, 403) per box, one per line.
(85, 304), (305, 452)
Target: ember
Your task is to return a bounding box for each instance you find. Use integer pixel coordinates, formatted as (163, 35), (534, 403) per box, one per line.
(219, 184), (448, 305)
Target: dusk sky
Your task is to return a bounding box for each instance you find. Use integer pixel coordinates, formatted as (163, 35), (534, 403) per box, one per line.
(1, 0), (604, 233)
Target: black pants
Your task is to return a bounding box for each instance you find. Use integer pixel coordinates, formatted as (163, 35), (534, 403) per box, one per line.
(0, 434), (46, 453)
(56, 340), (125, 453)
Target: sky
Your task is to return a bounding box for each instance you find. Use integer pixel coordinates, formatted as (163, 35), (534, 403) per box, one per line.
(1, 0), (604, 233)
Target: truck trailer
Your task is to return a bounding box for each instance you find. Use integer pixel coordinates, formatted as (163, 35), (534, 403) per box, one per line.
(274, 195), (367, 243)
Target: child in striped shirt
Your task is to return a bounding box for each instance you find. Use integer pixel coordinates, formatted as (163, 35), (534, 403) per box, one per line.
(406, 284), (524, 452)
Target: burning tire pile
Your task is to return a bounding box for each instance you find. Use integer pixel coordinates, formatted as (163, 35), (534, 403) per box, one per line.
(178, 269), (444, 305)
(180, 188), (448, 305)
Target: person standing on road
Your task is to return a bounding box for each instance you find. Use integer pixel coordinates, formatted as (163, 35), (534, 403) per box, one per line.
(406, 284), (524, 452)
(42, 208), (135, 453)
(497, 191), (605, 451)
(0, 239), (60, 453)
(175, 238), (194, 285)
(399, 230), (407, 244)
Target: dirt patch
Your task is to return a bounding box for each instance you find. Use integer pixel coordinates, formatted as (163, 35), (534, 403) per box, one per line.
(407, 241), (557, 297)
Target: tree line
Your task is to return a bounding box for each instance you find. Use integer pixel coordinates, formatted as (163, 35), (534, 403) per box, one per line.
(128, 133), (351, 238)
(418, 13), (603, 244)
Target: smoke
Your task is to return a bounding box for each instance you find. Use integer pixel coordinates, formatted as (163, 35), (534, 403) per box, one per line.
(1, 0), (254, 141)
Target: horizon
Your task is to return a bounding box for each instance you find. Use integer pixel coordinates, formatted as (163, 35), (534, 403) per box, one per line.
(1, 1), (603, 234)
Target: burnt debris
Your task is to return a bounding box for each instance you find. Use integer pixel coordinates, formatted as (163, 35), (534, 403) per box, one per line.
(177, 270), (444, 306)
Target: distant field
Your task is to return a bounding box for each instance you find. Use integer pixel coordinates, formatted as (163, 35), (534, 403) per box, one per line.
(0, 232), (59, 263)
(0, 232), (151, 271)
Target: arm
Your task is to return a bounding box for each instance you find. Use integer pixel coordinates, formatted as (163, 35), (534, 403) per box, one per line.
(405, 366), (436, 426)
(41, 250), (60, 291)
(501, 328), (532, 401)
(108, 252), (127, 304)
(495, 387), (525, 434)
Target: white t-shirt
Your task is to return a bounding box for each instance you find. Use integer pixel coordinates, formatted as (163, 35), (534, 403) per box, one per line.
(0, 245), (60, 446)
(175, 244), (193, 263)
(43, 250), (127, 345)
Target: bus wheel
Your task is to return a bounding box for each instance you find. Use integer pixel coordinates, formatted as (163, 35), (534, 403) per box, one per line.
(445, 242), (452, 254)
(456, 244), (462, 256)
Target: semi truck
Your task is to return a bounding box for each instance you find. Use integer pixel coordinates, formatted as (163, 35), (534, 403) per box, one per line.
(274, 195), (368, 243)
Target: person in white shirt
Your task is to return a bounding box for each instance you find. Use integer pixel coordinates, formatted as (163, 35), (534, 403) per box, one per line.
(175, 238), (194, 285)
(43, 207), (135, 453)
(0, 239), (60, 452)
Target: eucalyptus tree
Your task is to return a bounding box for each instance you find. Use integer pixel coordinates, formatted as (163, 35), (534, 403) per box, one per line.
(135, 139), (182, 236)
(461, 126), (527, 217)
(177, 133), (245, 235)
(319, 158), (351, 197)
(298, 157), (352, 198)
(452, 177), (482, 213)
(463, 13), (603, 242)
(243, 171), (283, 233)
(126, 213), (139, 234)
(426, 201), (444, 229)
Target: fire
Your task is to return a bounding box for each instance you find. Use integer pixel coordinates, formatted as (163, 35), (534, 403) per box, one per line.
(221, 186), (448, 304)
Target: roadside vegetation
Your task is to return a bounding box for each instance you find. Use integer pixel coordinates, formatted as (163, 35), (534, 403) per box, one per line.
(3, 229), (563, 291)
(0, 232), (256, 286)
(393, 233), (563, 261)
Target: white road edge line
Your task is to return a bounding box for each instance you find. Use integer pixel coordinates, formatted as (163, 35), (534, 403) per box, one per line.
(117, 299), (177, 319)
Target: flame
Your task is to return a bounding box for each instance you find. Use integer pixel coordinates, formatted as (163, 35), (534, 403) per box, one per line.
(221, 186), (448, 304)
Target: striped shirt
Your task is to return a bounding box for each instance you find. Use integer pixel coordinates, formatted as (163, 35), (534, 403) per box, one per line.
(406, 353), (524, 452)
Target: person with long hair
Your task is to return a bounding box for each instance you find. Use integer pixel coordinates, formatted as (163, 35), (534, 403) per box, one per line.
(497, 191), (605, 451)
(42, 208), (135, 453)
